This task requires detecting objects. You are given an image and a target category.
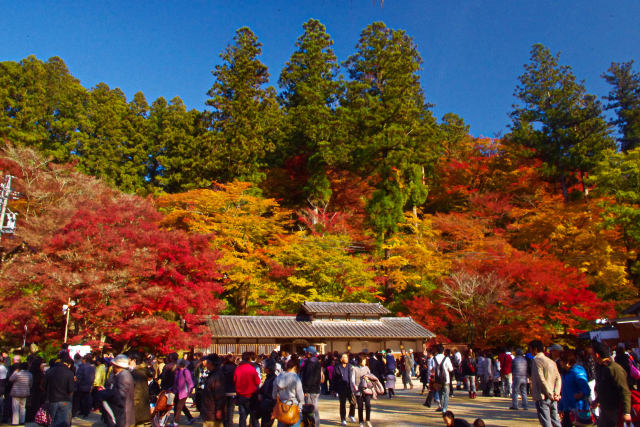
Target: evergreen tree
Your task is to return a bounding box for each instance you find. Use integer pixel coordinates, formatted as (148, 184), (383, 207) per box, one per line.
(0, 56), (87, 161)
(510, 44), (614, 201)
(278, 18), (342, 207)
(206, 27), (281, 184)
(77, 83), (147, 193)
(602, 61), (640, 152)
(153, 97), (211, 193)
(341, 22), (438, 247)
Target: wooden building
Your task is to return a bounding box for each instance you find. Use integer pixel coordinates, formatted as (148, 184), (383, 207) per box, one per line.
(611, 301), (640, 347)
(204, 301), (435, 355)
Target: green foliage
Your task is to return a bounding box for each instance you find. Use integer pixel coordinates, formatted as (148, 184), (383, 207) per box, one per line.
(510, 44), (614, 201)
(590, 147), (640, 286)
(341, 22), (439, 243)
(602, 61), (640, 152)
(206, 27), (282, 184)
(0, 56), (87, 162)
(278, 19), (343, 206)
(269, 233), (378, 312)
(150, 97), (210, 193)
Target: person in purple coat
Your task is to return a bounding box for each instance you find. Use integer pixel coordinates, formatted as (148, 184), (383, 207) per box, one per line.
(171, 359), (195, 426)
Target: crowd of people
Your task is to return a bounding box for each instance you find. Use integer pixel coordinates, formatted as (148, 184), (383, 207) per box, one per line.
(0, 339), (637, 427)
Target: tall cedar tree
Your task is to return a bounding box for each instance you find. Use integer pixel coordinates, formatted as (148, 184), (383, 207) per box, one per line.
(510, 44), (614, 202)
(149, 97), (211, 193)
(0, 56), (87, 162)
(342, 22), (438, 251)
(206, 27), (282, 184)
(602, 61), (640, 152)
(278, 19), (342, 207)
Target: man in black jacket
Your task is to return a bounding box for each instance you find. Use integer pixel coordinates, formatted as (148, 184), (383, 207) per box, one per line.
(333, 353), (355, 426)
(43, 355), (75, 427)
(593, 341), (631, 426)
(300, 347), (322, 426)
(219, 355), (236, 427)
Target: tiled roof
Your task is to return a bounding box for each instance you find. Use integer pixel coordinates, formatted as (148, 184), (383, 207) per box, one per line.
(301, 302), (391, 315)
(622, 301), (640, 315)
(207, 315), (434, 339)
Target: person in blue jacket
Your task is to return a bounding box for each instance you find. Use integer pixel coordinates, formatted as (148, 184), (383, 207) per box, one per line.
(558, 351), (591, 427)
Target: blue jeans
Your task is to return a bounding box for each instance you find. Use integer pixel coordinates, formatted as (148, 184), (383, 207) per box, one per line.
(512, 376), (528, 409)
(237, 396), (258, 427)
(440, 384), (450, 411)
(49, 401), (72, 427)
(535, 398), (561, 427)
(465, 375), (476, 393)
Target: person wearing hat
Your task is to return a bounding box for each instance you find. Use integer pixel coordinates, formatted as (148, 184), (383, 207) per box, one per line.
(592, 341), (631, 426)
(107, 354), (135, 427)
(300, 346), (322, 426)
(42, 354), (75, 427)
(547, 344), (564, 376)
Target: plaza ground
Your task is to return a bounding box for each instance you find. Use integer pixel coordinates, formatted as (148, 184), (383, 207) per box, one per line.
(2, 380), (540, 427)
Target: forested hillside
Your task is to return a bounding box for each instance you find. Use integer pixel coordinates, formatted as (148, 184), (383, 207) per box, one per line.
(1, 20), (639, 351)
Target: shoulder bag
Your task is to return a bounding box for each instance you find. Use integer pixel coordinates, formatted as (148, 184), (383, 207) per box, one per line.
(271, 395), (300, 425)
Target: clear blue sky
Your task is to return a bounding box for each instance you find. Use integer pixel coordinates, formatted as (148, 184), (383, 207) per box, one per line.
(2, 1), (639, 137)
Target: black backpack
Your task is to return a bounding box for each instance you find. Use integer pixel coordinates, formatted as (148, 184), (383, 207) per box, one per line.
(434, 356), (447, 384)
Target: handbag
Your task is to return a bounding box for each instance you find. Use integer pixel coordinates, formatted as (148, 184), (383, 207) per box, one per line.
(35, 405), (51, 426)
(271, 395), (300, 425)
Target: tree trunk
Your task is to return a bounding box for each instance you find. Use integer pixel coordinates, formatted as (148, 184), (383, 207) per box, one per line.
(560, 172), (569, 202)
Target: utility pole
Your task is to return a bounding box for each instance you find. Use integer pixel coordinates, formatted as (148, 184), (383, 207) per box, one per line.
(0, 175), (20, 239)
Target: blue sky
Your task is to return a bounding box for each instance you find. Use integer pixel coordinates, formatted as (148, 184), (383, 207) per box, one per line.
(2, 1), (639, 137)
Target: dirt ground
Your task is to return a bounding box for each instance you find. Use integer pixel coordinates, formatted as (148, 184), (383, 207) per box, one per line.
(2, 380), (541, 427)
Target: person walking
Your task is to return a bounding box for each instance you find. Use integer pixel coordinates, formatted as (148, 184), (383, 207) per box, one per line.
(171, 359), (195, 426)
(234, 352), (260, 427)
(102, 354), (136, 427)
(25, 356), (45, 423)
(76, 355), (96, 418)
(384, 350), (396, 398)
(220, 355), (236, 427)
(509, 348), (528, 410)
(432, 345), (453, 413)
(130, 354), (153, 426)
(272, 359), (304, 427)
(42, 355), (75, 427)
(257, 358), (277, 427)
(497, 348), (513, 398)
(419, 356), (430, 395)
(0, 356), (7, 422)
(592, 341), (631, 426)
(333, 353), (355, 425)
(528, 340), (561, 427)
(300, 347), (322, 426)
(200, 356), (226, 427)
(9, 362), (32, 425)
(400, 349), (413, 390)
(461, 349), (477, 399)
(351, 354), (372, 427)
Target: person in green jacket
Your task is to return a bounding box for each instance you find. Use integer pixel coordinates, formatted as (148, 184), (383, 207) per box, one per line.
(592, 341), (631, 426)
